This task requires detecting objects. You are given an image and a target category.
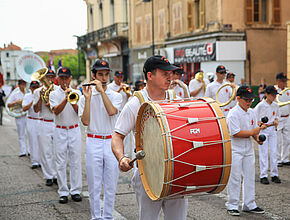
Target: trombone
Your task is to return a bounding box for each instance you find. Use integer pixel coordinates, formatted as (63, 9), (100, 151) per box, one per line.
(277, 88), (290, 107)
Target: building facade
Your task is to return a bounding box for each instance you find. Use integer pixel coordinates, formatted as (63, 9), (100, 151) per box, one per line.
(78, 0), (129, 82)
(129, 0), (290, 85)
(0, 43), (31, 86)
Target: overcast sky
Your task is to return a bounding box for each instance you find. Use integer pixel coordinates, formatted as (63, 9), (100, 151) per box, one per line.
(0, 0), (87, 52)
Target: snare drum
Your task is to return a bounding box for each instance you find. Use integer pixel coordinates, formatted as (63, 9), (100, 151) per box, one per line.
(135, 98), (231, 201)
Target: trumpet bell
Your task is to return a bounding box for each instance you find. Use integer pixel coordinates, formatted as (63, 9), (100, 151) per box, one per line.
(124, 86), (131, 94)
(67, 92), (79, 105)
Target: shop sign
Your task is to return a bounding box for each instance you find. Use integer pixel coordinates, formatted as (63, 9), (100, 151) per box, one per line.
(174, 43), (216, 63)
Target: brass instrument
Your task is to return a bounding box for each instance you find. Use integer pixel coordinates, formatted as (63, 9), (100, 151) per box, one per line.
(5, 87), (27, 118)
(195, 71), (205, 91)
(277, 88), (290, 107)
(31, 67), (54, 104)
(67, 92), (79, 105)
(123, 85), (131, 94)
(216, 84), (237, 107)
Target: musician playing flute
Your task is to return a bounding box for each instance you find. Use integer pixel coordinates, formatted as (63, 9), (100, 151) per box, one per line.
(79, 60), (122, 220)
(7, 79), (27, 157)
(49, 67), (82, 204)
(112, 55), (188, 220)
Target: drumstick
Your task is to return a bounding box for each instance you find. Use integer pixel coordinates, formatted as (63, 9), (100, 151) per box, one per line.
(258, 117), (268, 142)
(129, 150), (146, 166)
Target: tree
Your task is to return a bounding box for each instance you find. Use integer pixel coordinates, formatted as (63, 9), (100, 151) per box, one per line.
(40, 51), (86, 79)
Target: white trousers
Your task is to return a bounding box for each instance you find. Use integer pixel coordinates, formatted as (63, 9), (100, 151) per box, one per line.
(86, 137), (119, 220)
(26, 118), (40, 165)
(15, 116), (27, 155)
(38, 121), (57, 180)
(54, 126), (82, 197)
(226, 146), (257, 211)
(277, 116), (290, 163)
(259, 127), (278, 178)
(131, 169), (188, 220)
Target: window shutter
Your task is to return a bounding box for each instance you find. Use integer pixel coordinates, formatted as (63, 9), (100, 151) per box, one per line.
(272, 0), (281, 25)
(246, 0), (253, 25)
(188, 1), (194, 31)
(200, 0), (205, 29)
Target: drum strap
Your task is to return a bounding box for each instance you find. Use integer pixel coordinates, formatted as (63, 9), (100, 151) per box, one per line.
(133, 89), (176, 105)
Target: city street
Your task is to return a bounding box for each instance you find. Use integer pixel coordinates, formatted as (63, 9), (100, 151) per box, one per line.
(0, 111), (289, 220)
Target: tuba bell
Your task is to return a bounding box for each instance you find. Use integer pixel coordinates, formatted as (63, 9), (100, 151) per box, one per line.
(31, 67), (54, 105)
(5, 87), (27, 118)
(277, 88), (290, 107)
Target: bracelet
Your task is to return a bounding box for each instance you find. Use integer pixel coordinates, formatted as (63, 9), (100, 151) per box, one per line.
(118, 155), (128, 163)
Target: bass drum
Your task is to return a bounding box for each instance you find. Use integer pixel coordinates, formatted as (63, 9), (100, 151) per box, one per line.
(5, 87), (27, 118)
(135, 98), (231, 201)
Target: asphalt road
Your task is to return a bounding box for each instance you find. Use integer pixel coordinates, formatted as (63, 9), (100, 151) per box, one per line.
(0, 111), (289, 220)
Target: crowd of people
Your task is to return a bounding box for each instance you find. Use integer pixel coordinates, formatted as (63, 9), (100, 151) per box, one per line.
(1, 55), (289, 219)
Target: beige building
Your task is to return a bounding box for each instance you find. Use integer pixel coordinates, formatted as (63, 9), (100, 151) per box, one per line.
(129, 0), (290, 86)
(78, 0), (129, 81)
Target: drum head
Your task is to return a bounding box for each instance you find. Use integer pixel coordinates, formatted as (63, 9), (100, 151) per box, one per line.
(136, 103), (169, 200)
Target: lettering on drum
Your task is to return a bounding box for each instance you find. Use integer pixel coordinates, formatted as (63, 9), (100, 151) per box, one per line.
(190, 128), (200, 134)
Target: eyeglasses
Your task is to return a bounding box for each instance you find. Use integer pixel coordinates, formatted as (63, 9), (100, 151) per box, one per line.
(240, 97), (254, 103)
(218, 72), (226, 75)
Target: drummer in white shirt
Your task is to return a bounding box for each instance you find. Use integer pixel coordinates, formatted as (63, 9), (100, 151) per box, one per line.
(205, 65), (234, 117)
(49, 67), (82, 204)
(22, 81), (40, 169)
(169, 63), (189, 98)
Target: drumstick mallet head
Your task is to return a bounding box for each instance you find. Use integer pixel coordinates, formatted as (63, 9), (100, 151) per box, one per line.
(258, 117), (268, 142)
(129, 150), (146, 166)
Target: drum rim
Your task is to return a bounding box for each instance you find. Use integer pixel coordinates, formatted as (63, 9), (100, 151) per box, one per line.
(136, 102), (173, 201)
(202, 97), (232, 194)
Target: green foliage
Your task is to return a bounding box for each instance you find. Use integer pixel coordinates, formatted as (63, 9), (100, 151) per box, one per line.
(40, 52), (86, 79)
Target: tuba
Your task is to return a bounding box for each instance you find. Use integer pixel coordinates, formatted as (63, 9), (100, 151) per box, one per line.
(277, 88), (290, 107)
(5, 87), (27, 118)
(31, 68), (54, 105)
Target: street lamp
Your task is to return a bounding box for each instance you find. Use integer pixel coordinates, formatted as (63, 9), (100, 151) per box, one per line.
(142, 0), (154, 55)
(73, 35), (81, 81)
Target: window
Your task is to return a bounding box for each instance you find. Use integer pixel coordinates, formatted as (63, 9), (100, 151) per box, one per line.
(173, 3), (181, 35)
(6, 53), (9, 57)
(246, 0), (280, 25)
(7, 72), (10, 80)
(89, 4), (94, 31)
(145, 15), (151, 42)
(194, 0), (205, 29)
(158, 9), (165, 39)
(110, 0), (115, 24)
(99, 2), (103, 28)
(136, 18), (142, 43)
(123, 0), (128, 23)
(187, 1), (194, 31)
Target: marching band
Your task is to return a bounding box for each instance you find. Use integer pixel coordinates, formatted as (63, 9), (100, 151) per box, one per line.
(3, 54), (290, 219)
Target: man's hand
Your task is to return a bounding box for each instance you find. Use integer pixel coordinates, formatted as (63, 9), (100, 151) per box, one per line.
(119, 156), (133, 172)
(93, 80), (104, 93)
(82, 85), (92, 100)
(65, 88), (72, 98)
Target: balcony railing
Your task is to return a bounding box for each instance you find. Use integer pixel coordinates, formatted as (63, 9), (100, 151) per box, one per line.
(77, 23), (128, 49)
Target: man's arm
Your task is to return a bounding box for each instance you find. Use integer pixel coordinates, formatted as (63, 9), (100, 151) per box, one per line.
(80, 86), (91, 126)
(100, 91), (118, 116)
(111, 132), (132, 172)
(22, 102), (32, 111)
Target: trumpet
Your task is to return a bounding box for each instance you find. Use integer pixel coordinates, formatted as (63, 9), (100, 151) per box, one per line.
(67, 92), (79, 105)
(277, 88), (290, 107)
(195, 71), (206, 92)
(215, 84), (237, 107)
(123, 85), (131, 94)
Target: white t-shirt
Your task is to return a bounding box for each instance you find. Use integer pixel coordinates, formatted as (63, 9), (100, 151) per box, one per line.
(9, 89), (25, 103)
(49, 86), (81, 126)
(33, 85), (58, 120)
(227, 104), (257, 149)
(254, 99), (279, 126)
(108, 81), (130, 110)
(79, 87), (122, 135)
(275, 86), (290, 117)
(172, 82), (189, 99)
(23, 92), (39, 118)
(188, 78), (205, 98)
